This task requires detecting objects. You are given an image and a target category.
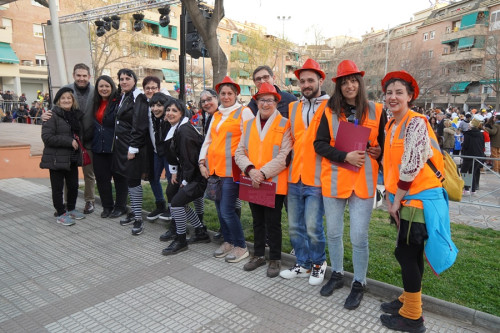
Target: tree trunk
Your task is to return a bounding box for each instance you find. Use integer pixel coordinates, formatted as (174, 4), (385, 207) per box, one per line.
(181, 0), (228, 87)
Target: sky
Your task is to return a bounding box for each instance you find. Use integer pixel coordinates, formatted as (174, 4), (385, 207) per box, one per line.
(220, 0), (439, 45)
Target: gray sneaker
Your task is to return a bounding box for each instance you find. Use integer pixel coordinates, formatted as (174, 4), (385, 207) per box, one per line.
(267, 260), (281, 278)
(214, 242), (234, 258)
(243, 256), (266, 271)
(225, 246), (249, 263)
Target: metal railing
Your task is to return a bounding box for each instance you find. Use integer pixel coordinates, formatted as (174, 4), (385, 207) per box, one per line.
(454, 154), (500, 208)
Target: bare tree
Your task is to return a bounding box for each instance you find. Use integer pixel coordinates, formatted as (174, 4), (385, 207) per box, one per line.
(481, 31), (500, 111)
(181, 0), (227, 86)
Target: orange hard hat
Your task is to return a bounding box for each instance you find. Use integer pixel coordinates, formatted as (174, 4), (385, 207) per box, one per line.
(381, 70), (419, 100)
(253, 82), (281, 102)
(294, 58), (325, 80)
(215, 76), (240, 95)
(333, 60), (365, 82)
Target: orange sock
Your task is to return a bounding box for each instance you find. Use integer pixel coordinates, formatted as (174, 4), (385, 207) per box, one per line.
(399, 291), (422, 320)
(398, 292), (405, 303)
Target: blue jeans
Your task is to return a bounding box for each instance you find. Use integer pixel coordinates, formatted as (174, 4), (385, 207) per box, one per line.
(215, 177), (246, 248)
(150, 152), (171, 203)
(287, 181), (326, 269)
(323, 194), (373, 285)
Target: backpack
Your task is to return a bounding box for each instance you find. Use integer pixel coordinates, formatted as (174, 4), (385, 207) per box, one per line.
(427, 151), (464, 202)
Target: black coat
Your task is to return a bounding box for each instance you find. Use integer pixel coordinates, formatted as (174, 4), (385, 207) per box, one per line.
(92, 99), (118, 154)
(40, 106), (83, 170)
(462, 128), (485, 157)
(111, 90), (150, 179)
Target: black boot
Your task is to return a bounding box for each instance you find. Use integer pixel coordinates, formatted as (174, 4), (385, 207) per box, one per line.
(147, 201), (166, 221)
(380, 314), (426, 333)
(162, 233), (188, 255)
(159, 220), (176, 241)
(188, 226), (211, 244)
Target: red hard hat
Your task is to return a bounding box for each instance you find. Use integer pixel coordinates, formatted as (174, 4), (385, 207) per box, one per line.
(381, 71), (420, 100)
(253, 82), (281, 102)
(215, 76), (241, 95)
(294, 58), (325, 80)
(333, 60), (365, 82)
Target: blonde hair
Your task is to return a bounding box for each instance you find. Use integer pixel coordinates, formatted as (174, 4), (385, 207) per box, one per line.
(56, 91), (79, 110)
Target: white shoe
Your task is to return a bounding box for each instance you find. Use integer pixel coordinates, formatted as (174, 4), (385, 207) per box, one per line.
(279, 264), (311, 279)
(309, 261), (327, 286)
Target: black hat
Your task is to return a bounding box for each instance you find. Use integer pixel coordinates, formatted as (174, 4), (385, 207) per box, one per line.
(53, 87), (74, 105)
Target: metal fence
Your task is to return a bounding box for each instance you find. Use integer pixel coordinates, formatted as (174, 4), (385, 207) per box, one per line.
(0, 101), (46, 124)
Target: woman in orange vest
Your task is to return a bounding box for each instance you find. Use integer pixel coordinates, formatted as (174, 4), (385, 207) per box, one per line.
(380, 71), (457, 333)
(234, 83), (292, 278)
(198, 76), (254, 263)
(314, 60), (385, 310)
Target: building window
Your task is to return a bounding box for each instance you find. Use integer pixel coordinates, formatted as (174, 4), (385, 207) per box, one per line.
(102, 68), (111, 76)
(429, 50), (433, 58)
(430, 31), (435, 39)
(445, 26), (451, 33)
(440, 87), (446, 95)
(443, 47), (449, 54)
(35, 55), (46, 66)
(407, 41), (411, 49)
(33, 24), (43, 38)
(491, 10), (500, 30)
(421, 52), (426, 59)
(402, 43), (406, 50)
(193, 58), (198, 65)
(423, 32), (428, 41)
(471, 64), (482, 72)
(427, 69), (432, 77)
(187, 58), (191, 65)
(1, 18), (12, 29)
(483, 86), (493, 94)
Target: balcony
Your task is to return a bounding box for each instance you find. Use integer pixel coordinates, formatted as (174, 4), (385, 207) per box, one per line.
(0, 26), (12, 44)
(440, 47), (484, 63)
(144, 34), (179, 51)
(441, 24), (488, 43)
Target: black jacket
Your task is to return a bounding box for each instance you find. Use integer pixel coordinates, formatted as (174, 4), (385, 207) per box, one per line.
(152, 115), (171, 157)
(40, 106), (83, 170)
(462, 128), (485, 157)
(111, 90), (150, 179)
(165, 121), (204, 183)
(92, 98), (118, 154)
(247, 85), (297, 118)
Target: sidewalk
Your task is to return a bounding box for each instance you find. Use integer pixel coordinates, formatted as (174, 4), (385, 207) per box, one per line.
(0, 178), (497, 332)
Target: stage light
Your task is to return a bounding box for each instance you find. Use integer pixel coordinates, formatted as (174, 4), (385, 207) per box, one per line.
(95, 20), (106, 37)
(158, 6), (171, 27)
(103, 17), (112, 31)
(111, 15), (121, 30)
(133, 13), (144, 32)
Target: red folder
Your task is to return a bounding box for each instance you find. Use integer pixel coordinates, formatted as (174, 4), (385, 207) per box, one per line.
(238, 176), (276, 208)
(332, 121), (371, 172)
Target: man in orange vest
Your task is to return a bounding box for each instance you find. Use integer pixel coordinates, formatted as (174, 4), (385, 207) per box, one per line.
(279, 59), (329, 286)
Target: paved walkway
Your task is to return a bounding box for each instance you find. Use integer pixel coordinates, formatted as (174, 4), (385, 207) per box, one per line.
(0, 178), (496, 332)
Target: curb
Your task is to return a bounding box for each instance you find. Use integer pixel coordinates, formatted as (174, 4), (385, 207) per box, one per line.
(81, 190), (499, 332)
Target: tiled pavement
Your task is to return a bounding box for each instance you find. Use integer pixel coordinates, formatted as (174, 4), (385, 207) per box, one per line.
(0, 178), (497, 332)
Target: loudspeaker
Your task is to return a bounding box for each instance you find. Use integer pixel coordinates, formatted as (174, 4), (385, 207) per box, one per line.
(185, 12), (209, 59)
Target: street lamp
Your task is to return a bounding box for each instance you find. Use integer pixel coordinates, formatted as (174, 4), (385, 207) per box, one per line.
(277, 16), (291, 87)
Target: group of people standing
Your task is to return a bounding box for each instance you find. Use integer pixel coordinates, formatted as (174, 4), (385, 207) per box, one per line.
(39, 59), (457, 333)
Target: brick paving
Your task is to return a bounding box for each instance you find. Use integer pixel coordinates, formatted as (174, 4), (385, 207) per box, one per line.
(0, 178), (496, 332)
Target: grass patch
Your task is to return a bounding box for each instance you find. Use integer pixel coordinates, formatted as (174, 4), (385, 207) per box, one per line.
(91, 182), (500, 316)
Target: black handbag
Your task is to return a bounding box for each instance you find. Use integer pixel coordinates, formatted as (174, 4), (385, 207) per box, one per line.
(205, 175), (222, 201)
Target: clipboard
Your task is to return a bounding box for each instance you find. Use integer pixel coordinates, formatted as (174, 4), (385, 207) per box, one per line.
(332, 121), (371, 172)
(238, 176), (276, 208)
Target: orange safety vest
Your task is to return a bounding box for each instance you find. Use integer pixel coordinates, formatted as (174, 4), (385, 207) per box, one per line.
(321, 102), (383, 199)
(383, 110), (444, 209)
(207, 106), (244, 177)
(241, 114), (290, 195)
(288, 100), (328, 187)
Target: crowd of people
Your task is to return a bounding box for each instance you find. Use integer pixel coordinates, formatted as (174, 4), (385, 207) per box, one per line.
(416, 105), (499, 195)
(37, 60), (469, 333)
(0, 90), (49, 124)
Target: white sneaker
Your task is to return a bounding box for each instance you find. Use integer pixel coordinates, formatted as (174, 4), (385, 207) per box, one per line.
(309, 261), (327, 286)
(279, 264), (311, 279)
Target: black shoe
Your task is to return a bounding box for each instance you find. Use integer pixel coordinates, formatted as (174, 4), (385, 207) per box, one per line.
(101, 208), (113, 218)
(381, 298), (404, 315)
(162, 234), (188, 255)
(380, 314), (426, 333)
(131, 220), (144, 235)
(120, 212), (135, 226)
(159, 209), (172, 221)
(159, 221), (176, 241)
(147, 201), (166, 221)
(344, 281), (364, 310)
(83, 201), (95, 214)
(110, 208), (127, 219)
(320, 271), (344, 297)
(188, 226), (211, 244)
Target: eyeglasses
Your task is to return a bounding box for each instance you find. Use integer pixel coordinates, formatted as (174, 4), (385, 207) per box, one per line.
(254, 74), (271, 82)
(144, 86), (159, 92)
(200, 97), (213, 104)
(258, 99), (276, 105)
